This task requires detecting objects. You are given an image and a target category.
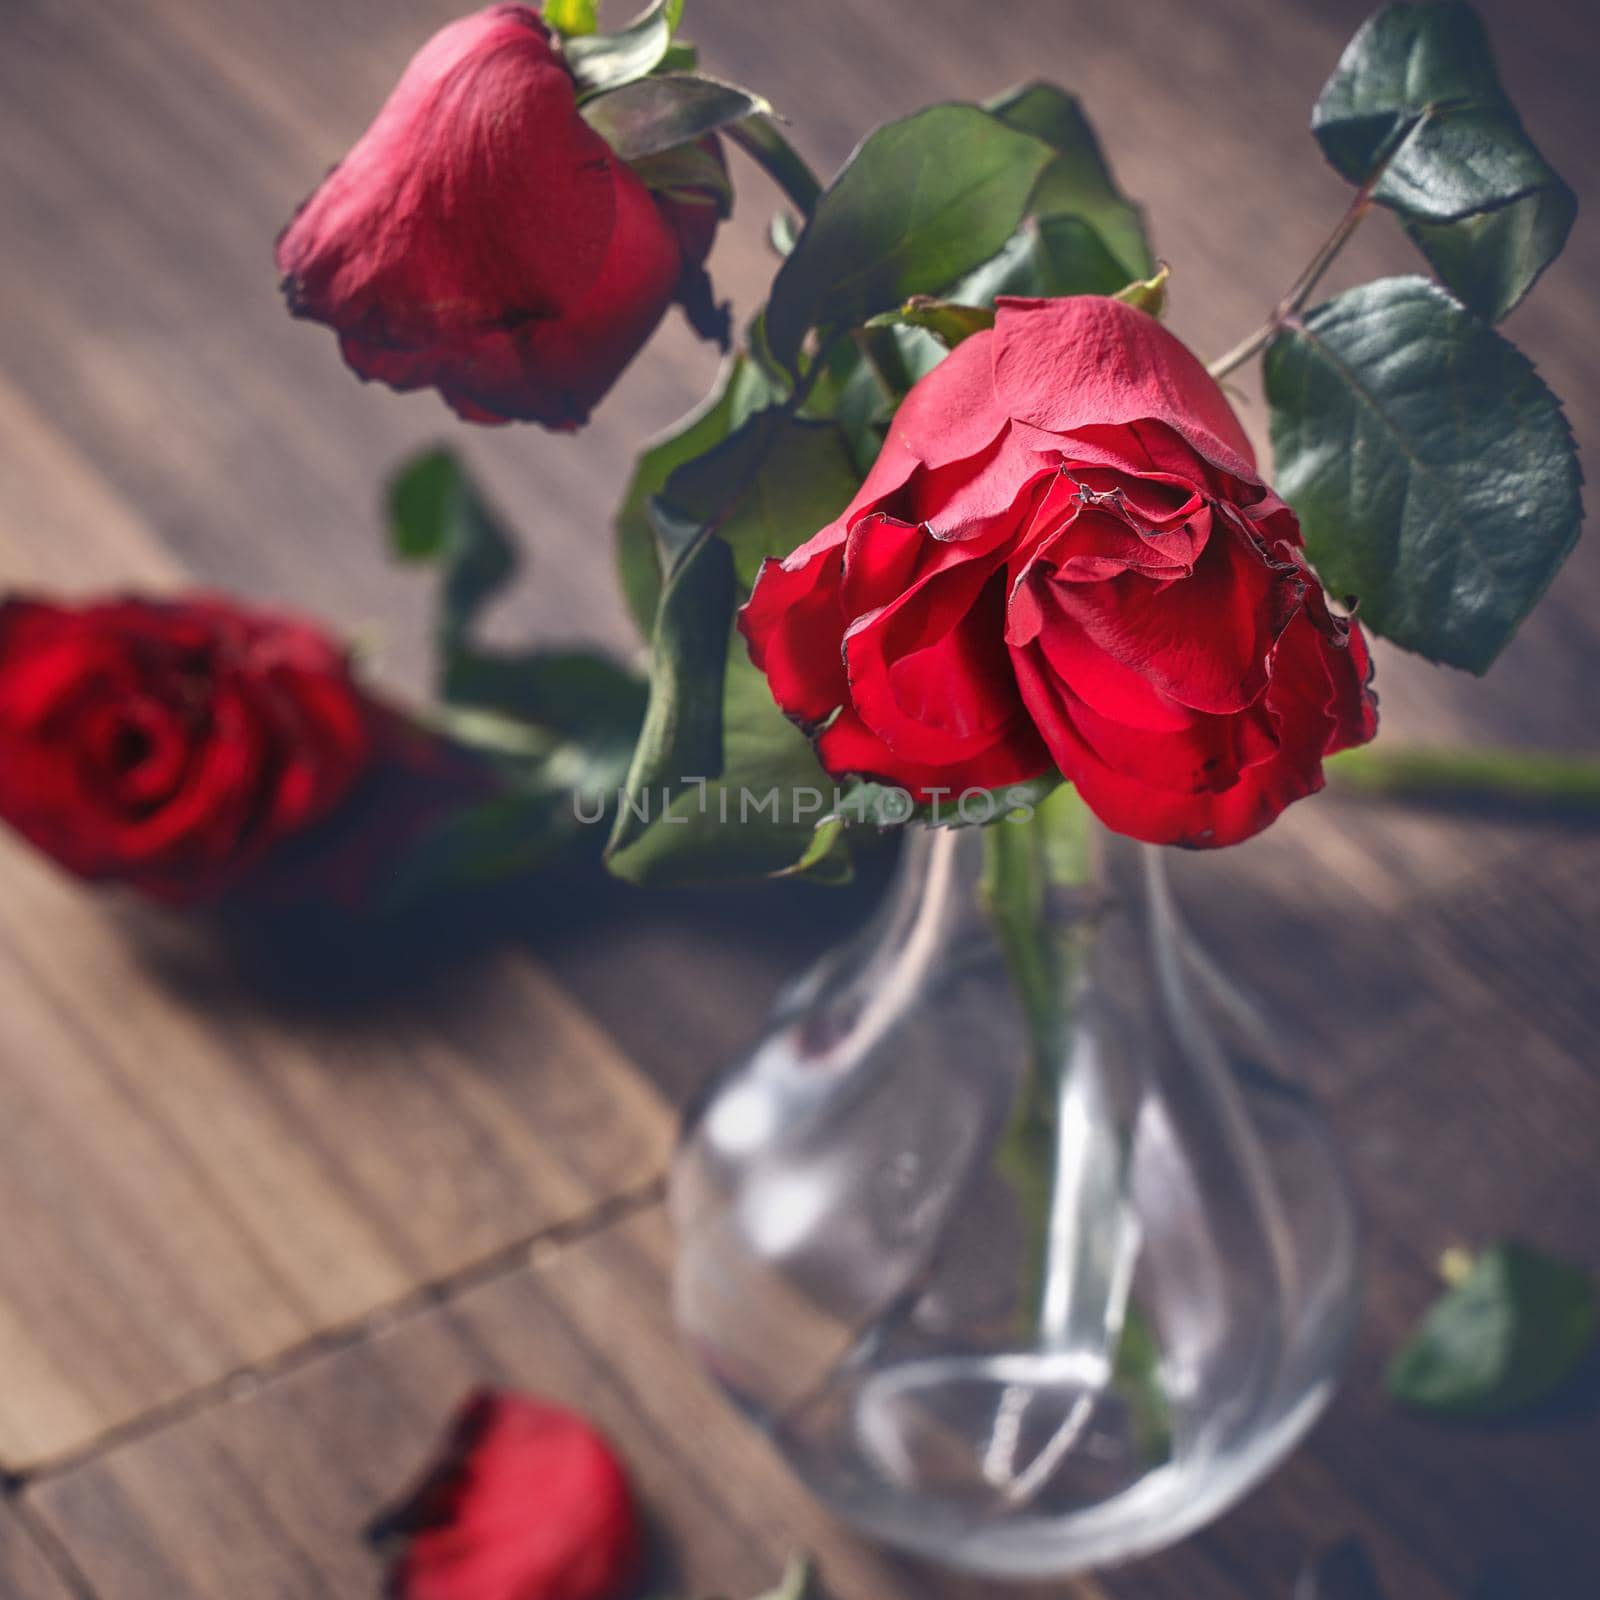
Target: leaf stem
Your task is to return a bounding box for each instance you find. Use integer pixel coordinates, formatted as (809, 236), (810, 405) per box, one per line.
(726, 116), (823, 217)
(1207, 190), (1373, 380)
(1205, 108), (1436, 381)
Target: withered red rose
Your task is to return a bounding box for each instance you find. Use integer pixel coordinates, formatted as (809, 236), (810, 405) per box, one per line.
(277, 4), (728, 429)
(0, 593), (374, 903)
(741, 296), (1378, 847)
(372, 1390), (643, 1600)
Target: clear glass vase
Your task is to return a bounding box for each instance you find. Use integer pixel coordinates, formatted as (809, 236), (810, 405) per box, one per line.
(670, 796), (1360, 1578)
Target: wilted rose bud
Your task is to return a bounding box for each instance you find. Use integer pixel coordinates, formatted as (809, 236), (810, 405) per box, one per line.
(277, 4), (727, 429)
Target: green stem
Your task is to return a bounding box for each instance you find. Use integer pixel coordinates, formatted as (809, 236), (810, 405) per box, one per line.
(980, 788), (1097, 1331)
(1207, 190), (1372, 380)
(1206, 107), (1436, 381)
(1328, 745), (1600, 810)
(726, 116), (823, 217)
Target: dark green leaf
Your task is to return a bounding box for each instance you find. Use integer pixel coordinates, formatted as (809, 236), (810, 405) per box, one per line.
(607, 532), (735, 866)
(565, 0), (679, 96)
(1312, 1), (1576, 321)
(443, 649), (645, 747)
(765, 105), (1055, 371)
(658, 39), (697, 73)
(606, 637), (851, 887)
(615, 357), (781, 637)
(654, 407), (860, 588)
(544, 0), (599, 37)
(726, 118), (823, 217)
(627, 139), (733, 213)
(581, 74), (769, 163)
(1385, 1240), (1597, 1418)
(864, 296), (995, 348)
(1294, 1539), (1390, 1600)
(386, 448), (516, 662)
(1264, 277), (1582, 673)
(986, 82), (1154, 282)
(964, 217), (1130, 304)
(608, 406), (861, 885)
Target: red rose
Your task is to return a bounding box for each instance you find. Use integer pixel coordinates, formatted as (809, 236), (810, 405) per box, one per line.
(0, 594), (373, 903)
(372, 1390), (643, 1600)
(277, 4), (727, 429)
(741, 296), (1378, 846)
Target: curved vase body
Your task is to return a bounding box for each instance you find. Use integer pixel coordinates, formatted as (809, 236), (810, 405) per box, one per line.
(671, 818), (1358, 1578)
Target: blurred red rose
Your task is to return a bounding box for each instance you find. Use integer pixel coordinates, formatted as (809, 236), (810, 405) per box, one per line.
(372, 1390), (644, 1600)
(0, 593), (375, 903)
(741, 295), (1378, 847)
(277, 4), (727, 429)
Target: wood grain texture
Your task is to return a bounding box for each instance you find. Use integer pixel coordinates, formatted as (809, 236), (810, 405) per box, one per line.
(0, 0), (1595, 1592)
(0, 1506), (79, 1600)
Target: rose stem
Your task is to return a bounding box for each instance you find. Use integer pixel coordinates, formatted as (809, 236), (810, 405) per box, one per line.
(1328, 745), (1600, 812)
(1206, 108), (1441, 382)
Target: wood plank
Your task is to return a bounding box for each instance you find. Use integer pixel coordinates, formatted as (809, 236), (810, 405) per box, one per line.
(0, 1504), (80, 1600)
(0, 831), (672, 1469)
(32, 1205), (1562, 1600)
(21, 1210), (1099, 1600)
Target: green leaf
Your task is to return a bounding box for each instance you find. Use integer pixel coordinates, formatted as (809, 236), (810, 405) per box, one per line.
(581, 74), (769, 163)
(606, 636), (851, 887)
(564, 0), (680, 96)
(1312, 1), (1576, 322)
(653, 407), (861, 589)
(726, 118), (824, 217)
(1264, 277), (1582, 673)
(544, 0), (599, 38)
(864, 295), (995, 348)
(1113, 264), (1170, 318)
(442, 650), (645, 746)
(948, 214), (1137, 306)
(386, 448), (516, 664)
(615, 358), (785, 637)
(986, 82), (1154, 282)
(627, 139), (733, 213)
(1386, 1240), (1597, 1418)
(609, 532), (735, 867)
(608, 407), (862, 885)
(765, 105), (1056, 372)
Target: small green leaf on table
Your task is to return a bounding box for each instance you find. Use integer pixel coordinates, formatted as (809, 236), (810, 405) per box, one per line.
(582, 74), (770, 164)
(765, 105), (1056, 372)
(564, 0), (682, 97)
(864, 296), (995, 349)
(1313, 1), (1576, 321)
(1264, 276), (1582, 674)
(1386, 1240), (1598, 1419)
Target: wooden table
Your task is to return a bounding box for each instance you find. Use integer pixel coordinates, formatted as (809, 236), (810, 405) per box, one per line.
(1, 0), (1597, 1594)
